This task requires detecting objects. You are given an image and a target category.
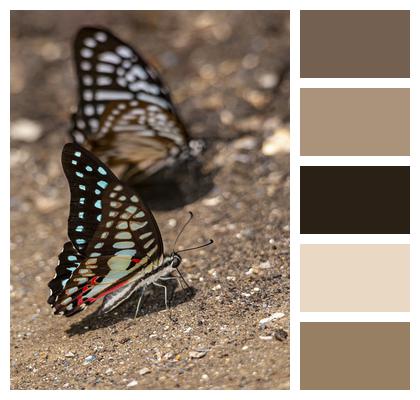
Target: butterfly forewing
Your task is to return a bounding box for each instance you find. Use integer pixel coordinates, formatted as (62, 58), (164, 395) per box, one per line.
(49, 143), (164, 316)
(69, 27), (193, 180)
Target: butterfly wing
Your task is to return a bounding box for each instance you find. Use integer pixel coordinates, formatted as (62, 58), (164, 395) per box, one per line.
(69, 26), (191, 179)
(48, 143), (164, 316)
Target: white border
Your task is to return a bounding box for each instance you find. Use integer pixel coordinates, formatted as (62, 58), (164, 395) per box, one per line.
(4, 0), (420, 398)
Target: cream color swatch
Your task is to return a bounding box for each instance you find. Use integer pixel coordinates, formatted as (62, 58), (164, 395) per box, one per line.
(300, 244), (410, 312)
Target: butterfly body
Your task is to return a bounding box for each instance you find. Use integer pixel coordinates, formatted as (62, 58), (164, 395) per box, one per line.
(47, 143), (183, 317)
(70, 27), (203, 181)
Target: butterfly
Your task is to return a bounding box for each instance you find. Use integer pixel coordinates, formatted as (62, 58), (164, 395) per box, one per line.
(69, 26), (203, 182)
(47, 143), (211, 317)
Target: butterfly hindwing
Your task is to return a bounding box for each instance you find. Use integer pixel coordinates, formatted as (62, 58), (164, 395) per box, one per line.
(50, 143), (165, 316)
(47, 241), (84, 306)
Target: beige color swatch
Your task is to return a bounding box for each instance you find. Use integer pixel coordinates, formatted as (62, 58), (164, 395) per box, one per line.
(300, 322), (410, 389)
(301, 88), (410, 156)
(301, 244), (410, 312)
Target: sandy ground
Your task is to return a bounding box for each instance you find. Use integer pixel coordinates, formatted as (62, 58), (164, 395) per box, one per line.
(10, 11), (290, 389)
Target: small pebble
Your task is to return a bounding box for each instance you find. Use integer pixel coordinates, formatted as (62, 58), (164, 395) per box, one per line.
(259, 261), (272, 269)
(274, 329), (289, 342)
(262, 128), (290, 156)
(220, 110), (234, 125)
(105, 368), (113, 375)
(201, 374), (209, 381)
(168, 218), (177, 228)
(64, 351), (75, 358)
(202, 196), (222, 207)
(127, 380), (138, 387)
(258, 72), (279, 89)
(232, 136), (258, 151)
(241, 292), (251, 298)
(83, 355), (96, 365)
(242, 53), (259, 69)
(259, 335), (273, 341)
(259, 312), (285, 329)
(11, 119), (42, 142)
(189, 350), (207, 359)
(138, 367), (151, 376)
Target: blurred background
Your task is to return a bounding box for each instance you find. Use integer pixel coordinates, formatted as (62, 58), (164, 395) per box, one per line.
(11, 11), (290, 390)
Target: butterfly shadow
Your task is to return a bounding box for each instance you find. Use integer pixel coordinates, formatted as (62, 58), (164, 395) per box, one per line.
(128, 160), (219, 211)
(65, 283), (197, 336)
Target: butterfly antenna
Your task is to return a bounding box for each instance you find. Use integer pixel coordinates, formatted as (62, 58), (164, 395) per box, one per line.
(176, 239), (214, 254)
(172, 211), (194, 253)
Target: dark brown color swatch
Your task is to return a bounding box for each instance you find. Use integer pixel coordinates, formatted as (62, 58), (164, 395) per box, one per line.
(300, 166), (410, 234)
(300, 322), (410, 390)
(300, 89), (410, 156)
(300, 11), (410, 78)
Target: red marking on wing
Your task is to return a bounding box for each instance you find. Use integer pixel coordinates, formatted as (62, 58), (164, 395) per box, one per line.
(132, 258), (141, 263)
(73, 277), (129, 308)
(96, 280), (129, 299)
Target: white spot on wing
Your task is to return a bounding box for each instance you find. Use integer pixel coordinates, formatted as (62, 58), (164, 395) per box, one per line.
(95, 90), (133, 101)
(96, 63), (115, 73)
(129, 81), (161, 94)
(116, 45), (133, 58)
(99, 51), (122, 64)
(95, 32), (107, 42)
(97, 76), (112, 86)
(137, 93), (169, 109)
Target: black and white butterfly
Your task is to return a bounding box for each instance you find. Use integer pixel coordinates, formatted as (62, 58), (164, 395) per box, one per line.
(69, 27), (203, 182)
(48, 143), (211, 317)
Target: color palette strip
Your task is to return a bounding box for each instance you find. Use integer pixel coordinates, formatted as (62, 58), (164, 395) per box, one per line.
(298, 9), (411, 390)
(300, 323), (410, 389)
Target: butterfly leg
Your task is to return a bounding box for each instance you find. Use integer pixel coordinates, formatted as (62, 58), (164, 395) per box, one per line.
(134, 286), (146, 319)
(153, 281), (169, 311)
(159, 276), (182, 303)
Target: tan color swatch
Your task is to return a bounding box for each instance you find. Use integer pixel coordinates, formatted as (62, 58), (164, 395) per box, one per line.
(300, 10), (410, 77)
(301, 88), (410, 156)
(301, 244), (410, 312)
(300, 322), (410, 390)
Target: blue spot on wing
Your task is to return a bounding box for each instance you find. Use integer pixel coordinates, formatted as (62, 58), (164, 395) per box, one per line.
(61, 143), (120, 255)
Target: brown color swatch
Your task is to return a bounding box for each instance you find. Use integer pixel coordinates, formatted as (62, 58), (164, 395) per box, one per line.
(301, 88), (410, 156)
(300, 244), (410, 312)
(300, 166), (410, 234)
(300, 11), (410, 78)
(300, 322), (410, 389)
